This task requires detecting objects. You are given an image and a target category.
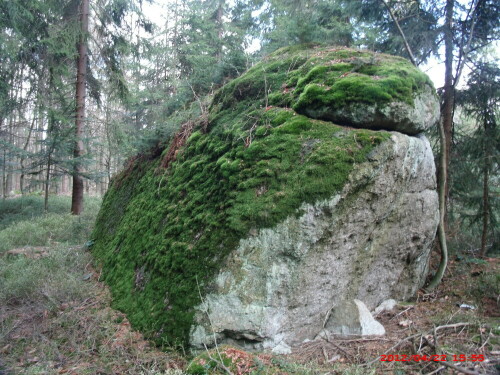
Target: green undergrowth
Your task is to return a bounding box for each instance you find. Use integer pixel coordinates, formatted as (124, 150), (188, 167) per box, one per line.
(186, 345), (341, 375)
(0, 244), (93, 306)
(92, 100), (390, 346)
(0, 196), (101, 253)
(0, 195), (101, 231)
(211, 44), (433, 124)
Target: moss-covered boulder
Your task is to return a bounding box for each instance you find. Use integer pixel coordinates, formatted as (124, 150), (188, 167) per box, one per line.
(91, 45), (439, 352)
(212, 44), (439, 135)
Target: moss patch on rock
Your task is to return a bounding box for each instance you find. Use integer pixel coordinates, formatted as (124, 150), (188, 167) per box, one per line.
(91, 45), (421, 347)
(211, 44), (433, 127)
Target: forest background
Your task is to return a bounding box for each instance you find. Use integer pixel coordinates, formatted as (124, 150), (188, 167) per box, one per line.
(0, 1), (499, 373)
(0, 0), (499, 256)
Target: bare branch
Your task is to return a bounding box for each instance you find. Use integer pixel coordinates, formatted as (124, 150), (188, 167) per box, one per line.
(379, 0), (418, 66)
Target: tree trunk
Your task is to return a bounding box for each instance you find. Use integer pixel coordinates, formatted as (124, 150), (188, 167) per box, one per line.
(441, 0), (454, 228)
(480, 116), (491, 257)
(480, 161), (489, 257)
(44, 155), (51, 212)
(71, 0), (90, 215)
(427, 0), (454, 290)
(20, 110), (37, 195)
(215, 0), (224, 63)
(2, 143), (6, 199)
(426, 117), (449, 290)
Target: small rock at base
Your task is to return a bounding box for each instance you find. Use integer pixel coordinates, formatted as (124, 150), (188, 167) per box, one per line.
(271, 342), (291, 355)
(373, 299), (398, 315)
(354, 299), (386, 336)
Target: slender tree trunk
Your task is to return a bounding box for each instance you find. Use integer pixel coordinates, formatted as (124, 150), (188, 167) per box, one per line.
(2, 146), (6, 199)
(426, 117), (449, 290)
(6, 103), (16, 196)
(44, 155), (51, 212)
(480, 162), (489, 257)
(480, 117), (491, 257)
(215, 0), (224, 63)
(442, 0), (455, 228)
(71, 0), (90, 215)
(425, 0), (455, 290)
(20, 110), (37, 195)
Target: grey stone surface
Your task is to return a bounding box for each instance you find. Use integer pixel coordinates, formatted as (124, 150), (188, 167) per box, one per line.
(317, 299), (385, 338)
(189, 133), (439, 351)
(373, 299), (398, 316)
(302, 85), (440, 135)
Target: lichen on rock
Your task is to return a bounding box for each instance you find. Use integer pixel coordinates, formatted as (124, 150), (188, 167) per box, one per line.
(91, 44), (440, 350)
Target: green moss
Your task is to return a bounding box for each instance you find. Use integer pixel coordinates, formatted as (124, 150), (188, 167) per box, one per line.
(212, 45), (433, 125)
(91, 45), (427, 348)
(92, 105), (389, 347)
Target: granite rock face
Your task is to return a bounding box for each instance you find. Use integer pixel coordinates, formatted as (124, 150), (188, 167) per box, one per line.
(190, 132), (438, 351)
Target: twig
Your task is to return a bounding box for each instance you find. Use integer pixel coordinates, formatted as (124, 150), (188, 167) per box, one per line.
(203, 343), (234, 375)
(426, 366), (446, 375)
(196, 277), (231, 374)
(322, 345), (328, 362)
(323, 305), (334, 328)
(439, 361), (481, 375)
(435, 323), (470, 332)
(379, 0), (417, 66)
(336, 338), (391, 343)
(445, 308), (461, 324)
(364, 333), (422, 366)
(433, 325), (440, 353)
(478, 329), (491, 352)
(321, 335), (355, 361)
(389, 306), (413, 321)
(418, 335), (425, 352)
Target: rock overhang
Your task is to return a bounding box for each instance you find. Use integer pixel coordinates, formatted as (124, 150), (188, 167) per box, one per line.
(212, 44), (440, 136)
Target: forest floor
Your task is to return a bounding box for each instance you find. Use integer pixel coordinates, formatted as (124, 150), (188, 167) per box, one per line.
(0, 196), (499, 375)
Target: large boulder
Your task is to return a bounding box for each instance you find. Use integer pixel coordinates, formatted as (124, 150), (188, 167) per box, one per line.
(91, 44), (439, 351)
(190, 132), (438, 352)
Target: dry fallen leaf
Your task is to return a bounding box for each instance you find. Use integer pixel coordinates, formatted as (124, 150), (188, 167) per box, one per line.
(398, 319), (413, 327)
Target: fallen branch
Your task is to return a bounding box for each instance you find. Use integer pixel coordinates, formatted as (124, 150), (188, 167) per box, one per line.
(389, 306), (414, 321)
(439, 361), (481, 375)
(364, 333), (422, 366)
(426, 365), (446, 375)
(203, 343), (234, 375)
(435, 323), (470, 332)
(321, 337), (355, 361)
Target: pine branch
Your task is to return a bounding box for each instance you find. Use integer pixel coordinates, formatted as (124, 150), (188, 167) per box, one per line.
(379, 0), (418, 66)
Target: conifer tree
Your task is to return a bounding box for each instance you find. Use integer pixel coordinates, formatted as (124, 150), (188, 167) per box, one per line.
(72, 0), (90, 215)
(455, 62), (499, 257)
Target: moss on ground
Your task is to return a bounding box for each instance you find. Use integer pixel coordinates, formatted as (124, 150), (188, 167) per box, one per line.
(91, 45), (399, 347)
(186, 345), (319, 374)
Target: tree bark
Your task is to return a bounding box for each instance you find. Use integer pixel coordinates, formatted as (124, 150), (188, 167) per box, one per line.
(215, 0), (224, 63)
(426, 0), (455, 290)
(44, 155), (51, 212)
(480, 158), (489, 257)
(20, 108), (37, 195)
(480, 116), (491, 257)
(2, 139), (6, 199)
(426, 116), (449, 290)
(71, 0), (90, 215)
(441, 0), (455, 228)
